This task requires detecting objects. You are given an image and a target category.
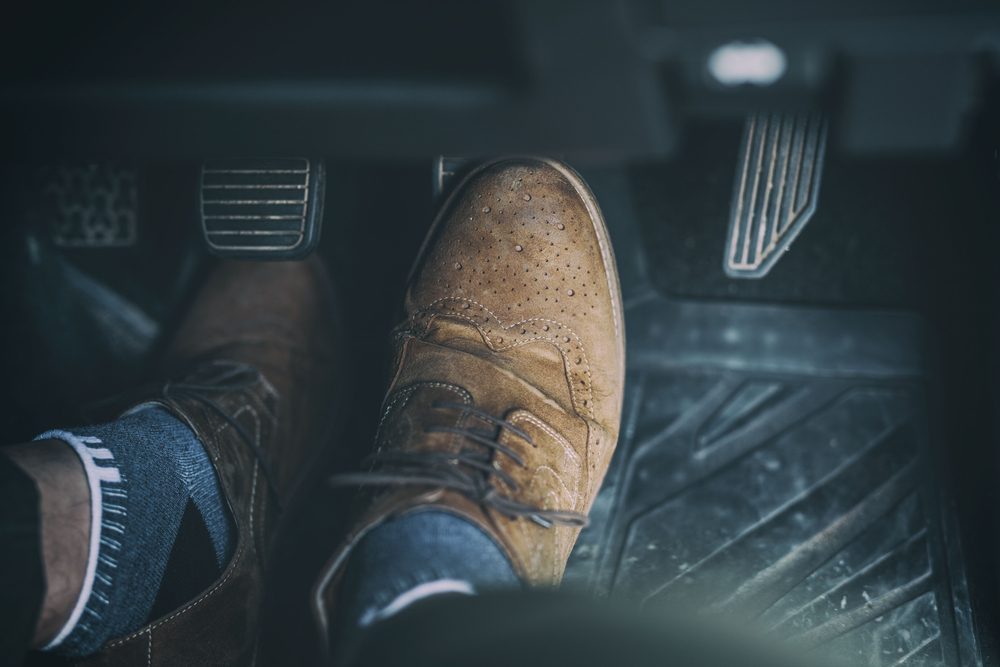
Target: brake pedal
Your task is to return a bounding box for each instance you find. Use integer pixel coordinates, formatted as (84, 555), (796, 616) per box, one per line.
(200, 158), (324, 259)
(724, 112), (827, 279)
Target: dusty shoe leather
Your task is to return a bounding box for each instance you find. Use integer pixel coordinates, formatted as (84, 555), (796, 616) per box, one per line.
(82, 258), (339, 666)
(313, 157), (625, 646)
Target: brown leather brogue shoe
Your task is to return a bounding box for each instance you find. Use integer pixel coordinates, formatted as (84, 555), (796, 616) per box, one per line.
(313, 157), (625, 643)
(83, 258), (339, 666)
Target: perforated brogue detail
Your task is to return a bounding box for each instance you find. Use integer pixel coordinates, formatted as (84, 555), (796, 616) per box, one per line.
(403, 296), (595, 419)
(406, 159), (622, 427)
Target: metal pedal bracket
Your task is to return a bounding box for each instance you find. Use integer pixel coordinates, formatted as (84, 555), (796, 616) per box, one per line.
(433, 155), (470, 198)
(725, 112), (828, 279)
(200, 158), (325, 259)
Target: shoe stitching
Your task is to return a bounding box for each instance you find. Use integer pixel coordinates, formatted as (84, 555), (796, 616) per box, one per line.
(255, 370), (280, 403)
(503, 412), (584, 508)
(104, 532), (247, 647)
(405, 297), (594, 419)
(221, 405), (263, 533)
(507, 412), (575, 456)
(376, 382), (472, 435)
(515, 412), (595, 505)
(374, 382), (473, 461)
(104, 404), (262, 648)
(221, 404), (263, 550)
(399, 317), (591, 421)
(425, 296), (595, 401)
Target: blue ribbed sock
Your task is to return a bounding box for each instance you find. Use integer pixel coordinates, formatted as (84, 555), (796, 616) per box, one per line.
(36, 405), (233, 657)
(338, 511), (521, 630)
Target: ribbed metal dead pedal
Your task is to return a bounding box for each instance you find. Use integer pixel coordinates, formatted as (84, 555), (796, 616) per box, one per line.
(724, 112), (828, 279)
(200, 158), (324, 259)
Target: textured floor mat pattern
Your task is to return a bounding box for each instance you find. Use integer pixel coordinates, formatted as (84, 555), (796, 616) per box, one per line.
(563, 170), (984, 667)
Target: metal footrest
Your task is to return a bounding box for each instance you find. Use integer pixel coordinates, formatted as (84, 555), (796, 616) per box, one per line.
(200, 158), (324, 259)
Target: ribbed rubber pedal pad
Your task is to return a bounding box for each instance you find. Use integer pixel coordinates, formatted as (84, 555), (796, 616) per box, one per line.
(200, 158), (325, 259)
(724, 112), (828, 279)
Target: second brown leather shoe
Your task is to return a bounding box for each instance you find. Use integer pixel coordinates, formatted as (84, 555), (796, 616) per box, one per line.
(313, 157), (625, 643)
(82, 258), (340, 666)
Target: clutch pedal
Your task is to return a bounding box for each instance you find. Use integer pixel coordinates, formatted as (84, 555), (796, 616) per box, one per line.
(200, 158), (325, 259)
(724, 112), (827, 279)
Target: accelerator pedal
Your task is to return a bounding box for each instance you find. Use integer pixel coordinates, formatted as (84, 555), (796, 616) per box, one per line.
(724, 112), (827, 279)
(200, 158), (325, 259)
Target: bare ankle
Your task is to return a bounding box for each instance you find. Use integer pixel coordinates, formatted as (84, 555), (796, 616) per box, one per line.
(4, 439), (90, 647)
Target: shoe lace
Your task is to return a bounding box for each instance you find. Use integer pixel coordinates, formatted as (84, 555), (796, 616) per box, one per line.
(162, 360), (284, 512)
(331, 401), (587, 528)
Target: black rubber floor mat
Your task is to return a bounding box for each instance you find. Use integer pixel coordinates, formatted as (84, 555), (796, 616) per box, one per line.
(563, 170), (986, 667)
